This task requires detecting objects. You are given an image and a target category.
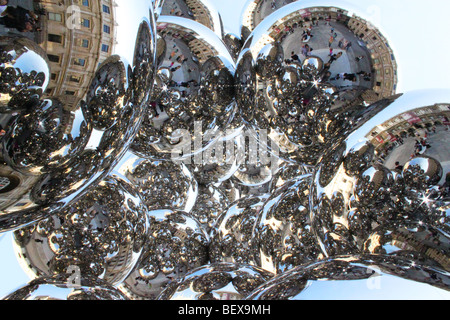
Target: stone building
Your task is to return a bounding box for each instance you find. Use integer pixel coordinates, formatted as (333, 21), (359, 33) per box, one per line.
(38, 0), (117, 110)
(347, 15), (398, 99)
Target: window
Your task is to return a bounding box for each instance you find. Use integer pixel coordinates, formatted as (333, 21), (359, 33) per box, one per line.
(101, 44), (109, 53)
(48, 12), (62, 22)
(81, 39), (89, 48)
(48, 34), (63, 43)
(47, 54), (60, 63)
(82, 0), (89, 6)
(50, 73), (58, 81)
(82, 18), (90, 28)
(73, 58), (86, 66)
(102, 5), (110, 13)
(103, 25), (110, 34)
(65, 90), (76, 96)
(68, 75), (82, 83)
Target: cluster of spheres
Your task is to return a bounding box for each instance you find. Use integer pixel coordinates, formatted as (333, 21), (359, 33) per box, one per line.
(0, 0), (449, 300)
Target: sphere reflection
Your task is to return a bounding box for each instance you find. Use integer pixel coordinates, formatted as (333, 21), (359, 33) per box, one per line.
(0, 0), (449, 301)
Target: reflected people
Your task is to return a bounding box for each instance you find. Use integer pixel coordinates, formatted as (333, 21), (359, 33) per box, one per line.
(0, 0), (449, 301)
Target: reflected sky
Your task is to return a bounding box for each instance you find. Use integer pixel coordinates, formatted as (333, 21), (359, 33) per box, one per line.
(0, 233), (31, 299)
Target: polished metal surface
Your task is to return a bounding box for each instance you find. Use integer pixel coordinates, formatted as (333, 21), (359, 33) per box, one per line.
(157, 262), (274, 300)
(0, 0), (449, 300)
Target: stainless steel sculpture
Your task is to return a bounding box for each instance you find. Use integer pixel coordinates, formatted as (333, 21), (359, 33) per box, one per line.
(0, 0), (448, 300)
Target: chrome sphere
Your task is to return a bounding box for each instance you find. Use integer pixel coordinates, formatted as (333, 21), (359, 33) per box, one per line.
(120, 209), (209, 300)
(247, 255), (450, 300)
(131, 16), (236, 161)
(0, 3), (158, 233)
(13, 176), (149, 286)
(157, 262), (274, 300)
(4, 275), (129, 300)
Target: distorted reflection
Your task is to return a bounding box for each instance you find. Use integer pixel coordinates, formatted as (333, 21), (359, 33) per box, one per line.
(0, 0), (157, 232)
(131, 17), (235, 160)
(0, 0), (449, 301)
(158, 262), (274, 300)
(120, 209), (209, 299)
(236, 2), (398, 165)
(247, 255), (450, 300)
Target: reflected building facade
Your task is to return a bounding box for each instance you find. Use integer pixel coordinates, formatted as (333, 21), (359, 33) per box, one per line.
(347, 15), (397, 98)
(160, 0), (223, 37)
(38, 0), (116, 110)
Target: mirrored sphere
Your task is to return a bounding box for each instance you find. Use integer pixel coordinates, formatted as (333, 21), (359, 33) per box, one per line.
(246, 255), (450, 300)
(157, 262), (275, 300)
(252, 174), (322, 274)
(311, 90), (450, 264)
(235, 3), (398, 164)
(120, 209), (209, 300)
(3, 275), (129, 300)
(0, 0), (449, 301)
(12, 176), (149, 286)
(111, 151), (198, 213)
(131, 16), (236, 160)
(0, 2), (158, 232)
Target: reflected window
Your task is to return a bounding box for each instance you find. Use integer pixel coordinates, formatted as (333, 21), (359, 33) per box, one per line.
(68, 75), (82, 83)
(48, 34), (63, 43)
(48, 12), (62, 22)
(82, 18), (90, 28)
(47, 54), (61, 63)
(102, 5), (110, 14)
(73, 58), (86, 67)
(103, 25), (110, 34)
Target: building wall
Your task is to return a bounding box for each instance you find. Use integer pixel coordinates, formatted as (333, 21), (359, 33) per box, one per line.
(39, 0), (116, 110)
(347, 16), (398, 98)
(367, 104), (450, 149)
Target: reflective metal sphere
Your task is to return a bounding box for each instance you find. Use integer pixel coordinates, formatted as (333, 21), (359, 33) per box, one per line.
(311, 90), (450, 266)
(0, 0), (449, 301)
(235, 2), (394, 165)
(157, 262), (274, 300)
(210, 194), (270, 265)
(131, 16), (236, 160)
(120, 209), (209, 300)
(246, 255), (450, 300)
(4, 275), (129, 300)
(0, 3), (158, 233)
(13, 176), (148, 286)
